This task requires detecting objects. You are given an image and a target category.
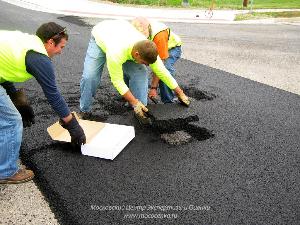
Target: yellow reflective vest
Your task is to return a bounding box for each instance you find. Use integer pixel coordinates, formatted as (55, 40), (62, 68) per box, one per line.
(0, 30), (48, 83)
(91, 20), (178, 95)
(149, 21), (182, 49)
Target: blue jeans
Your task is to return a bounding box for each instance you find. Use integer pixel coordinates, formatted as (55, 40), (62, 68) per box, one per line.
(80, 36), (148, 112)
(0, 85), (23, 179)
(159, 46), (182, 103)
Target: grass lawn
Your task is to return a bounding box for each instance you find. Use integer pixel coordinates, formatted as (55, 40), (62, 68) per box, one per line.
(235, 10), (300, 20)
(101, 0), (300, 9)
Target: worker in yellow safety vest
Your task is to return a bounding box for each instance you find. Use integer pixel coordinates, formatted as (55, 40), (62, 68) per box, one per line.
(132, 17), (183, 104)
(0, 22), (86, 184)
(79, 19), (190, 124)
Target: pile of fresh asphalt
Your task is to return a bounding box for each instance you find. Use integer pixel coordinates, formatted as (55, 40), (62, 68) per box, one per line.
(1, 7), (296, 224)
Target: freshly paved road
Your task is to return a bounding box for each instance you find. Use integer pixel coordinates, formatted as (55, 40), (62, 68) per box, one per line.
(0, 1), (299, 224)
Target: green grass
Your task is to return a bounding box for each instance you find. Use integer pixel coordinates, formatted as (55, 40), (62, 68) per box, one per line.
(244, 0), (300, 9)
(102, 0), (300, 9)
(235, 11), (300, 21)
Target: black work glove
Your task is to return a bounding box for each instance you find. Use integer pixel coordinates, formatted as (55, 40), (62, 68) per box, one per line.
(60, 113), (86, 147)
(9, 89), (35, 127)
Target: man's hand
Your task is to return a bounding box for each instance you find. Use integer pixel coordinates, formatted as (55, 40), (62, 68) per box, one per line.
(9, 89), (35, 127)
(177, 90), (190, 107)
(133, 101), (152, 125)
(148, 88), (158, 99)
(148, 88), (159, 104)
(60, 113), (86, 147)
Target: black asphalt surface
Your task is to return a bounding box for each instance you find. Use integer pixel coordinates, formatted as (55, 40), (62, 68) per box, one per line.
(1, 1), (300, 225)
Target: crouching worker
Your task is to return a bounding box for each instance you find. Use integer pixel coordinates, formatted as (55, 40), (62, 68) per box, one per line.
(0, 22), (86, 184)
(132, 17), (183, 104)
(79, 19), (190, 124)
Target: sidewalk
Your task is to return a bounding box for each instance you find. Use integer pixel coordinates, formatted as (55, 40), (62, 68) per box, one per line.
(2, 0), (237, 23)
(3, 0), (300, 24)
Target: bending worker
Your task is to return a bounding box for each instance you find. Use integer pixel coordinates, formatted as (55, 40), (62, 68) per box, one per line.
(132, 17), (182, 104)
(0, 22), (86, 184)
(80, 19), (190, 123)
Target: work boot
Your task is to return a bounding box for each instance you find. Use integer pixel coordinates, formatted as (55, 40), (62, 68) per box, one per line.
(0, 168), (34, 184)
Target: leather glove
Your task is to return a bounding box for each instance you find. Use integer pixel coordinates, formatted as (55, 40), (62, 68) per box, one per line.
(9, 89), (35, 127)
(133, 101), (152, 125)
(177, 90), (190, 107)
(60, 113), (86, 147)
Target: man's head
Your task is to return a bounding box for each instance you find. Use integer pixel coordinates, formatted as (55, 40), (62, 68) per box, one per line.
(131, 17), (151, 39)
(36, 22), (68, 58)
(132, 40), (158, 65)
